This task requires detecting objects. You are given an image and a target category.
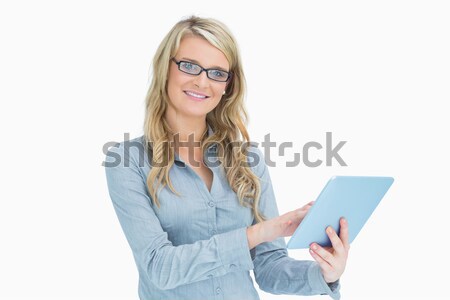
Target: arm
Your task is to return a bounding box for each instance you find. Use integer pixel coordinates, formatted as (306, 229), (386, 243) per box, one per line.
(104, 142), (254, 290)
(249, 147), (341, 300)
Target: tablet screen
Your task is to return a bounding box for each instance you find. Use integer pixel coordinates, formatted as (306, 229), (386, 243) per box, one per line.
(287, 176), (394, 249)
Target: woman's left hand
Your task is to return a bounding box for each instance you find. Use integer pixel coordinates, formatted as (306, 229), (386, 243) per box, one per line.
(309, 217), (350, 283)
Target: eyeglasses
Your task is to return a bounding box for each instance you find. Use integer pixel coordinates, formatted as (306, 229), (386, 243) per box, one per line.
(171, 58), (232, 82)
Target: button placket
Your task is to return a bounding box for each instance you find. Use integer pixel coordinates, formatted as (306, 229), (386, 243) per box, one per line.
(197, 154), (220, 247)
(208, 200), (217, 236)
(208, 276), (222, 298)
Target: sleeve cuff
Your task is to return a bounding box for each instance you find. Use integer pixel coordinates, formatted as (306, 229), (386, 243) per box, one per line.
(307, 262), (341, 300)
(216, 227), (255, 272)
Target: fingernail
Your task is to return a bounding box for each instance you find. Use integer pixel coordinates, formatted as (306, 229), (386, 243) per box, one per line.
(311, 244), (317, 250)
(327, 227), (332, 234)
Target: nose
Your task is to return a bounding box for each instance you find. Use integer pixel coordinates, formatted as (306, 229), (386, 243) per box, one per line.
(192, 70), (210, 88)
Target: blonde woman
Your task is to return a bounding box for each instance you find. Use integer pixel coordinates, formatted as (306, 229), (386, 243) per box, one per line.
(104, 15), (349, 300)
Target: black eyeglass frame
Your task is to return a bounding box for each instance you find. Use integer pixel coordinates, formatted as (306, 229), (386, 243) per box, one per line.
(171, 58), (232, 82)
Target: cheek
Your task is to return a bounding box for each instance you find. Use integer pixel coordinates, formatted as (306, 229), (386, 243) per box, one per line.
(211, 84), (226, 99)
(167, 74), (186, 99)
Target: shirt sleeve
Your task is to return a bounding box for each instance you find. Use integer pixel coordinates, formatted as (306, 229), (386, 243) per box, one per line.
(104, 142), (254, 290)
(249, 147), (341, 300)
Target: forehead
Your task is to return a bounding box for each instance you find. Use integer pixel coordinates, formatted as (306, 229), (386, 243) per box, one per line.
(176, 35), (229, 70)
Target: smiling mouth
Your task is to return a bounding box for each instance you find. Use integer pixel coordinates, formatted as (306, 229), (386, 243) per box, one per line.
(184, 91), (210, 99)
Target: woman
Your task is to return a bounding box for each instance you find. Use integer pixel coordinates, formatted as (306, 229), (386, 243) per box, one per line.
(105, 15), (349, 300)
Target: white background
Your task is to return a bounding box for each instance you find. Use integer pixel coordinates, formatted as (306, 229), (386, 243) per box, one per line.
(1, 1), (449, 299)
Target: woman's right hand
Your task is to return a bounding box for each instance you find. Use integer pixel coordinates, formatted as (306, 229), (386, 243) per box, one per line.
(257, 201), (315, 244)
(246, 201), (314, 249)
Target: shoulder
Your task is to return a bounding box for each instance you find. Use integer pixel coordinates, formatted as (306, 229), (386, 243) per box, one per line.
(104, 135), (148, 169)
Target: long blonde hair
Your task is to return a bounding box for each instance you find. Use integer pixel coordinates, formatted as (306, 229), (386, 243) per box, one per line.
(143, 15), (266, 223)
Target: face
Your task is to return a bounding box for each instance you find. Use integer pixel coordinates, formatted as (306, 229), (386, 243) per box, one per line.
(166, 35), (230, 120)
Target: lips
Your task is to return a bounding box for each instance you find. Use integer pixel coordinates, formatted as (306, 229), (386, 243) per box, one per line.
(183, 90), (210, 99)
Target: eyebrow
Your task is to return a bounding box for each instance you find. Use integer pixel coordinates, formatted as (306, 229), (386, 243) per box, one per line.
(180, 57), (229, 72)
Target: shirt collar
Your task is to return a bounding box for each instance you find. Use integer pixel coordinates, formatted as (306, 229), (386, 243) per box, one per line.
(173, 123), (216, 165)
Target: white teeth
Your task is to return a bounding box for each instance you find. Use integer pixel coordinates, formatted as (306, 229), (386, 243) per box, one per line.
(185, 91), (207, 99)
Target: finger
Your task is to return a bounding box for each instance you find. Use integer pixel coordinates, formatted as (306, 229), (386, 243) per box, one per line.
(326, 226), (345, 256)
(300, 204), (312, 211)
(309, 247), (333, 273)
(293, 208), (308, 219)
(323, 246), (334, 254)
(310, 243), (335, 266)
(286, 205), (313, 224)
(340, 217), (350, 251)
(299, 201), (315, 210)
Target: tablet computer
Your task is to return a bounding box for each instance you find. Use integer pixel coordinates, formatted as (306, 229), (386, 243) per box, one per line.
(286, 176), (394, 249)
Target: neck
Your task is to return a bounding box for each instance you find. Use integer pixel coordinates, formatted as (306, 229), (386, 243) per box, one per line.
(164, 109), (208, 145)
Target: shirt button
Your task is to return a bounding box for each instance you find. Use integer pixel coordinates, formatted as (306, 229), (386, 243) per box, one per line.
(211, 230), (217, 235)
(216, 287), (221, 294)
(230, 264), (236, 268)
(208, 201), (215, 207)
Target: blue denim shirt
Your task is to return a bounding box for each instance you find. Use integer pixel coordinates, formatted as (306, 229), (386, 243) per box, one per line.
(104, 126), (341, 300)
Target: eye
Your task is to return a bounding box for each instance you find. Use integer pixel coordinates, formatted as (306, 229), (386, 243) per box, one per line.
(183, 62), (194, 70)
(212, 70), (226, 78)
(180, 62), (201, 74)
